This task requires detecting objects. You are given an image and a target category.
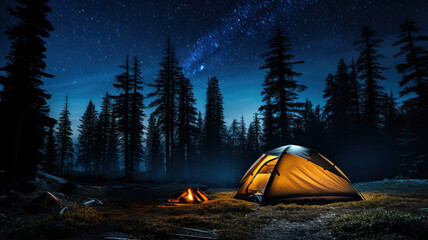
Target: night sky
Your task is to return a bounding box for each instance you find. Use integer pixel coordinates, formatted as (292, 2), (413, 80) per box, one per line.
(1, 0), (427, 137)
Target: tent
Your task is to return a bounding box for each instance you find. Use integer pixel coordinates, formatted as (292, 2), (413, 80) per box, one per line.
(234, 145), (363, 205)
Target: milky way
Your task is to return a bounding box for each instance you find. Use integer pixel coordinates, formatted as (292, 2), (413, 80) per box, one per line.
(1, 0), (427, 135)
(182, 0), (316, 75)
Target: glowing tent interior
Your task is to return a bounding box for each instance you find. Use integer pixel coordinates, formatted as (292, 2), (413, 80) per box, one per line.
(168, 187), (212, 203)
(234, 145), (363, 205)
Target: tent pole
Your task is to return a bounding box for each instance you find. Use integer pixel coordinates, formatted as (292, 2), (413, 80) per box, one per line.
(352, 183), (366, 200)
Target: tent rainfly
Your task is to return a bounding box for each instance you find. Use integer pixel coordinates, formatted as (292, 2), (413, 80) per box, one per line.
(234, 145), (363, 205)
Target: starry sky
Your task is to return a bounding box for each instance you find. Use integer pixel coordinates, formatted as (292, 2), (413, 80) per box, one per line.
(1, 0), (428, 137)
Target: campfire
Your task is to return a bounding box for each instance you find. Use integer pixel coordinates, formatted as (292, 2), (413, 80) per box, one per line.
(168, 187), (212, 203)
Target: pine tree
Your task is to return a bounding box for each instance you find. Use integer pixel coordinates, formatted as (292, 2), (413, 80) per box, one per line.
(323, 59), (354, 136)
(195, 112), (204, 157)
(193, 111), (204, 177)
(322, 74), (336, 133)
(94, 93), (118, 176)
(237, 116), (247, 169)
(94, 94), (109, 175)
(202, 77), (226, 182)
(56, 94), (74, 175)
(322, 60), (361, 166)
(227, 119), (240, 155)
(260, 28), (306, 144)
(76, 101), (98, 173)
(129, 56), (145, 178)
(335, 58), (353, 134)
(349, 58), (361, 131)
(393, 18), (428, 177)
(106, 116), (120, 175)
(393, 18), (428, 101)
(176, 74), (198, 178)
(384, 92), (399, 138)
(354, 26), (387, 133)
(148, 38), (181, 179)
(247, 113), (262, 156)
(246, 122), (256, 154)
(146, 113), (164, 182)
(44, 125), (58, 174)
(203, 77), (226, 153)
(296, 100), (326, 150)
(261, 99), (277, 150)
(382, 91), (403, 177)
(0, 0), (55, 176)
(113, 56), (132, 178)
(226, 119), (240, 180)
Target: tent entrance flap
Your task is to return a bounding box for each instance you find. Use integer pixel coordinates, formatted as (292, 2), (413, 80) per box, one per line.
(246, 159), (278, 194)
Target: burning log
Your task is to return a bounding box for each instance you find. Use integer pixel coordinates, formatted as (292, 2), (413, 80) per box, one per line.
(168, 187), (212, 203)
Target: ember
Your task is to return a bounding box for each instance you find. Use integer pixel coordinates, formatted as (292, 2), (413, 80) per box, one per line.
(168, 187), (212, 203)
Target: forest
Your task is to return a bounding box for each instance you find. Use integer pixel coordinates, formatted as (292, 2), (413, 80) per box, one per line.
(0, 1), (427, 186)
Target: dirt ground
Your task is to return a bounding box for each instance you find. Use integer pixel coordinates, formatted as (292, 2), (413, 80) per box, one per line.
(1, 173), (427, 240)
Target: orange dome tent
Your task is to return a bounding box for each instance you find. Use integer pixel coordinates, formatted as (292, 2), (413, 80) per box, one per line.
(234, 145), (363, 205)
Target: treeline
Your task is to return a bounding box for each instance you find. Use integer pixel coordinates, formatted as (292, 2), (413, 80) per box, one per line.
(270, 21), (428, 180)
(0, 0), (427, 184)
(257, 23), (428, 180)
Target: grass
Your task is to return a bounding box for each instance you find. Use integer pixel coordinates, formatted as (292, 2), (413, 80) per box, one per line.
(61, 205), (105, 228)
(8, 190), (428, 240)
(329, 209), (428, 239)
(331, 193), (428, 212)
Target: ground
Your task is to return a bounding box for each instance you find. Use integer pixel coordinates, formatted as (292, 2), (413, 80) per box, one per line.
(0, 173), (427, 240)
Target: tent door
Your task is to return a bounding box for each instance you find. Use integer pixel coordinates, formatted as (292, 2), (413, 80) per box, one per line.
(246, 158), (278, 195)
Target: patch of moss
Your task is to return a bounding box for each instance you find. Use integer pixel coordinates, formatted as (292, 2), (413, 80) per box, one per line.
(328, 209), (427, 239)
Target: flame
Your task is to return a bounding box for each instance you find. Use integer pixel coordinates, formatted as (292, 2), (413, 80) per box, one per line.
(187, 188), (193, 201)
(168, 187), (210, 203)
